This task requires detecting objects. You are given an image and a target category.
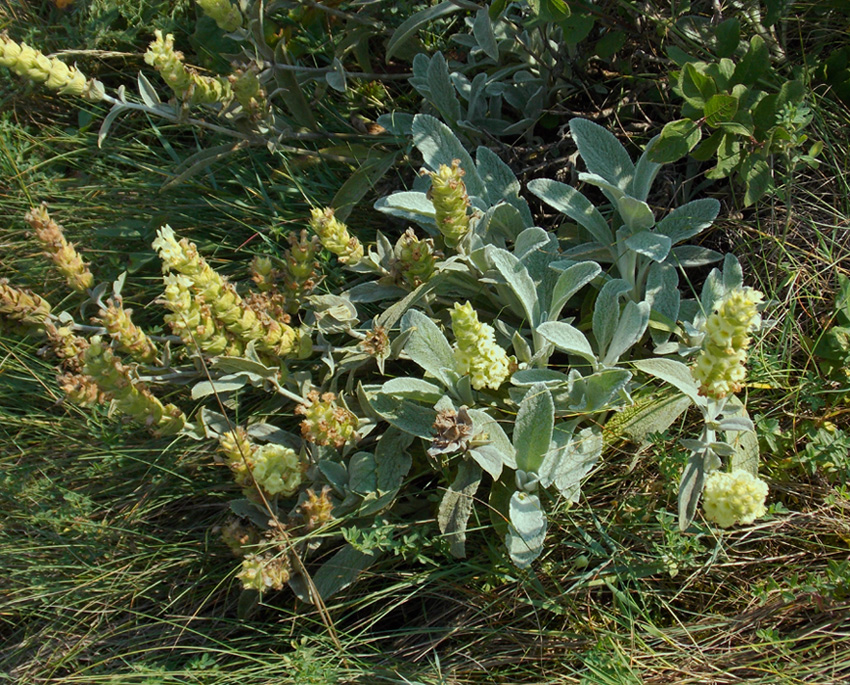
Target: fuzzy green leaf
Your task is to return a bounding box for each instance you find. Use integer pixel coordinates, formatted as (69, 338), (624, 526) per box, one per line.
(506, 491), (547, 567)
(438, 460), (482, 558)
(513, 383), (555, 473)
(537, 321), (597, 366)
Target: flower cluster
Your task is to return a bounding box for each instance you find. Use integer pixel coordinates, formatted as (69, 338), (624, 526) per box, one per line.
(391, 229), (440, 288)
(693, 287), (764, 399)
(197, 0), (243, 32)
(230, 68), (266, 117)
(428, 160), (471, 246)
(219, 429), (303, 498)
(82, 337), (186, 436)
(282, 230), (321, 311)
(296, 391), (358, 447)
(0, 34), (87, 96)
(450, 301), (512, 390)
(702, 469), (769, 528)
(144, 31), (231, 106)
(25, 205), (93, 293)
(308, 208), (363, 265)
(160, 273), (234, 355)
(45, 321), (88, 370)
(97, 297), (158, 364)
(153, 225), (298, 357)
(237, 553), (290, 592)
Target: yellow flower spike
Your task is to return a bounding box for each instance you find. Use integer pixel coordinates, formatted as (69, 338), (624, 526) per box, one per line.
(428, 160), (471, 247)
(154, 226), (298, 356)
(144, 30), (232, 106)
(392, 228), (441, 288)
(97, 297), (158, 364)
(250, 255), (277, 292)
(197, 0), (243, 32)
(0, 34), (87, 96)
(0, 279), (52, 333)
(450, 301), (512, 390)
(160, 274), (233, 356)
(308, 208), (363, 265)
(83, 337), (186, 436)
(693, 287), (764, 399)
(702, 469), (768, 528)
(25, 204), (94, 293)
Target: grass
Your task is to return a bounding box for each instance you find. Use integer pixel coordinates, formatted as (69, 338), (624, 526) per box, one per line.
(2, 1), (850, 683)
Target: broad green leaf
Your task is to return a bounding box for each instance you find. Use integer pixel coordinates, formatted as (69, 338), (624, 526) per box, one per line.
(374, 191), (436, 231)
(386, 1), (463, 62)
(311, 543), (375, 601)
(549, 261), (601, 322)
(731, 35), (769, 86)
(230, 499), (272, 529)
(705, 135), (741, 179)
(510, 369), (573, 387)
(722, 253), (744, 291)
(741, 156), (772, 206)
(506, 491), (547, 567)
(438, 460), (482, 558)
(624, 231), (671, 262)
(714, 17), (740, 57)
(487, 247), (540, 325)
(537, 321), (597, 366)
(704, 94), (739, 127)
(560, 11), (595, 45)
(513, 383), (554, 473)
(401, 309), (454, 385)
(412, 114), (486, 199)
(581, 368), (632, 412)
(570, 118), (635, 190)
(669, 245), (724, 267)
(332, 150), (398, 222)
(648, 119), (702, 163)
(633, 358), (705, 406)
(680, 62), (716, 108)
(527, 178), (613, 247)
(348, 452), (378, 496)
(603, 301), (650, 366)
(325, 58), (347, 92)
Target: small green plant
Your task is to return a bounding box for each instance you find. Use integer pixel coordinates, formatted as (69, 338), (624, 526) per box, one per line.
(650, 34), (821, 205)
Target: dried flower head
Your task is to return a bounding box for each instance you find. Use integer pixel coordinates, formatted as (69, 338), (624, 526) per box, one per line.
(219, 517), (260, 557)
(429, 406), (474, 456)
(360, 324), (389, 359)
(0, 279), (52, 334)
(299, 486), (335, 530)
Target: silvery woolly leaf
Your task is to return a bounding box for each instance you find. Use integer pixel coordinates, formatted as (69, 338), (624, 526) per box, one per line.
(380, 377), (444, 404)
(375, 426), (414, 493)
(625, 230), (671, 262)
(426, 52), (461, 125)
(549, 426), (602, 502)
(722, 253), (744, 291)
(472, 8), (500, 61)
(570, 118), (635, 190)
(678, 450), (707, 531)
(655, 198), (720, 244)
(511, 369), (573, 387)
(467, 408), (516, 469)
(603, 300), (650, 366)
(475, 147), (533, 225)
(513, 383), (554, 473)
(537, 321), (597, 367)
(646, 263), (680, 346)
(593, 279), (632, 356)
(506, 491), (547, 568)
(368, 394), (437, 440)
(582, 368), (632, 412)
(629, 134), (663, 201)
(549, 261), (601, 323)
(669, 245), (724, 268)
(401, 309), (454, 386)
(632, 358), (706, 407)
(438, 460), (482, 558)
(722, 395), (759, 475)
(717, 416), (755, 432)
(487, 246), (540, 325)
(617, 197), (656, 232)
(526, 178), (613, 248)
